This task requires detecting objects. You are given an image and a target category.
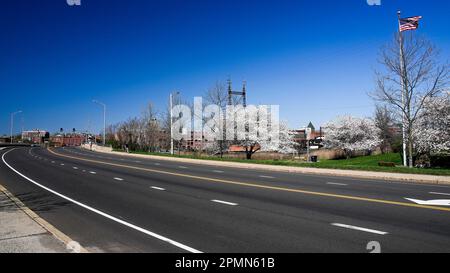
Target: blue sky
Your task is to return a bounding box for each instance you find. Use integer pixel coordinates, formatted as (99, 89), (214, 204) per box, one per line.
(1, 0), (449, 135)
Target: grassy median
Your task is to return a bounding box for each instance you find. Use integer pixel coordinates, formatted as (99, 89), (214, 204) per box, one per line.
(114, 150), (450, 176)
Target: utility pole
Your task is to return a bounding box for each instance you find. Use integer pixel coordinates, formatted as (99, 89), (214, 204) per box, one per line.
(397, 11), (408, 167)
(227, 79), (247, 107)
(10, 110), (22, 144)
(93, 100), (106, 146)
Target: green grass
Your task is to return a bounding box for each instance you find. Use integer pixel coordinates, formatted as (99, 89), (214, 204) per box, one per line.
(113, 149), (450, 176)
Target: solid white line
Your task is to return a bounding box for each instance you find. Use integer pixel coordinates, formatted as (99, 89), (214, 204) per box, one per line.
(259, 175), (275, 179)
(1, 149), (201, 253)
(429, 192), (450, 196)
(179, 166), (188, 169)
(211, 200), (238, 206)
(151, 186), (166, 191)
(327, 182), (348, 186)
(331, 223), (388, 235)
(213, 170), (224, 173)
(113, 177), (124, 181)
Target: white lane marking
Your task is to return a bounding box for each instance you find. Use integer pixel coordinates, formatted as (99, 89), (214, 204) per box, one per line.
(179, 166), (188, 169)
(60, 163), (65, 166)
(211, 200), (239, 206)
(51, 161), (55, 164)
(151, 186), (166, 191)
(331, 223), (388, 235)
(114, 177), (124, 181)
(73, 167), (79, 170)
(259, 175), (275, 179)
(213, 170), (224, 173)
(1, 149), (201, 253)
(430, 192), (450, 196)
(327, 182), (348, 186)
(82, 170), (86, 172)
(135, 161), (141, 163)
(89, 171), (96, 174)
(154, 163), (161, 166)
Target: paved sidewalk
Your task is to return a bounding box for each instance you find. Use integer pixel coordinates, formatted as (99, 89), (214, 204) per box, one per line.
(80, 145), (450, 185)
(0, 185), (83, 253)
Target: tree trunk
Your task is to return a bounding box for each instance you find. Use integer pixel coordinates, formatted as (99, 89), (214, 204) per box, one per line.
(246, 151), (252, 160)
(408, 136), (414, 168)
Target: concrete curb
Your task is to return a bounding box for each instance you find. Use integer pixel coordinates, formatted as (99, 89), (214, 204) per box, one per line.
(0, 184), (89, 253)
(80, 146), (450, 185)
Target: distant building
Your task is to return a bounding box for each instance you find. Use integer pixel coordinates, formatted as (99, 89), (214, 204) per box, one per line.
(290, 122), (324, 152)
(22, 130), (49, 144)
(0, 136), (10, 143)
(51, 134), (85, 147)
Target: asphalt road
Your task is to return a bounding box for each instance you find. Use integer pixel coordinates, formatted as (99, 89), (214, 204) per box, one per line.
(1, 146), (450, 253)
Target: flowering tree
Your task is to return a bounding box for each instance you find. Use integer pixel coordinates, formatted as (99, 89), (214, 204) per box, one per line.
(414, 94), (450, 155)
(228, 106), (296, 159)
(323, 116), (381, 159)
(260, 121), (297, 154)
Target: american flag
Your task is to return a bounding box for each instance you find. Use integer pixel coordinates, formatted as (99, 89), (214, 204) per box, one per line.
(399, 16), (423, 32)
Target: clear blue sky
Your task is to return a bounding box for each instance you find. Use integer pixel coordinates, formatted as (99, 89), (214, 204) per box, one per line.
(1, 0), (449, 135)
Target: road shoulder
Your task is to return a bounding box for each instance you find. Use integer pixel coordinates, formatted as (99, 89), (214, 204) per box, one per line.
(0, 183), (87, 253)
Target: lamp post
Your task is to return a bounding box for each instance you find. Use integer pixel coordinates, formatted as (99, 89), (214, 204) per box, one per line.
(10, 110), (22, 144)
(93, 100), (106, 146)
(169, 91), (180, 155)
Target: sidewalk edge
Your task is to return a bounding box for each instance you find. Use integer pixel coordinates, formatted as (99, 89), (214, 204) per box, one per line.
(0, 183), (89, 253)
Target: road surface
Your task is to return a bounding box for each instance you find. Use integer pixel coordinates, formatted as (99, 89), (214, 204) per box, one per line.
(1, 146), (450, 253)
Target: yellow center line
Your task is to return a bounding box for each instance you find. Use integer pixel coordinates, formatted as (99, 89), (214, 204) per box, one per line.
(47, 148), (450, 213)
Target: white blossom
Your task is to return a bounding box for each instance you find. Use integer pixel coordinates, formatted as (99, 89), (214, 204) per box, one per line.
(414, 94), (450, 154)
(323, 115), (381, 157)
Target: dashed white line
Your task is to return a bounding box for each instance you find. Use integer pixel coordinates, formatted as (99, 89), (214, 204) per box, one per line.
(151, 186), (166, 191)
(211, 200), (239, 206)
(51, 161), (55, 164)
(327, 182), (348, 186)
(154, 163), (161, 166)
(89, 171), (97, 174)
(331, 223), (388, 235)
(2, 149), (201, 253)
(259, 175), (275, 179)
(429, 192), (450, 196)
(60, 163), (65, 166)
(114, 177), (124, 181)
(213, 170), (224, 173)
(179, 166), (188, 169)
(73, 167), (79, 170)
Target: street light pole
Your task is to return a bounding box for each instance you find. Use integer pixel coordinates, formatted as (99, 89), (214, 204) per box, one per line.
(10, 110), (22, 144)
(93, 100), (106, 146)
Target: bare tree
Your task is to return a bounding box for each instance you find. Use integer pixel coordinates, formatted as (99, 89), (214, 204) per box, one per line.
(204, 81), (228, 157)
(373, 33), (449, 167)
(374, 105), (397, 154)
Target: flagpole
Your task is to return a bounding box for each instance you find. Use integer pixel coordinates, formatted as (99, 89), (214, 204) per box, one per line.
(397, 10), (408, 167)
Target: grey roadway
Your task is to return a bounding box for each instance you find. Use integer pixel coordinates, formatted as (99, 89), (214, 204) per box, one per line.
(1, 146), (450, 253)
